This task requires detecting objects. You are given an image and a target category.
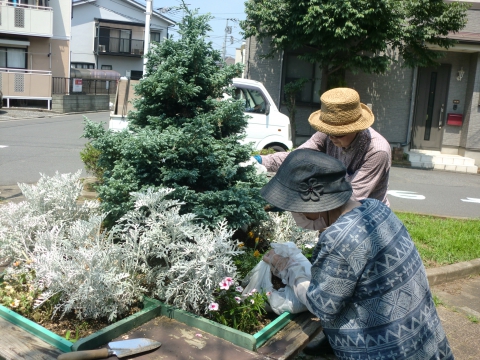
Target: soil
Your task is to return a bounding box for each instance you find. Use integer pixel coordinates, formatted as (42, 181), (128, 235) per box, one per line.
(19, 303), (143, 341)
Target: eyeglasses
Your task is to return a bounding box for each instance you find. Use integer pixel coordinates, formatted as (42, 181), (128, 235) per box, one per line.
(328, 134), (346, 139)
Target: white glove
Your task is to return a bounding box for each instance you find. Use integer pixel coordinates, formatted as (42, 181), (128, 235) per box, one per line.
(239, 157), (267, 175)
(263, 242), (311, 288)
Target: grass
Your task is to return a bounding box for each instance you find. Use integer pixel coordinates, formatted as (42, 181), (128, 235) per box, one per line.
(395, 212), (480, 268)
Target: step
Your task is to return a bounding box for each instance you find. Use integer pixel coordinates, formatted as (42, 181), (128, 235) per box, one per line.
(406, 151), (478, 173)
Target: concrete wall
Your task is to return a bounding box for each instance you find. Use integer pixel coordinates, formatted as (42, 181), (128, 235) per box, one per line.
(347, 49), (414, 145)
(52, 94), (111, 113)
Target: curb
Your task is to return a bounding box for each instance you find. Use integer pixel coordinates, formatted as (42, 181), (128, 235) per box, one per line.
(426, 258), (480, 286)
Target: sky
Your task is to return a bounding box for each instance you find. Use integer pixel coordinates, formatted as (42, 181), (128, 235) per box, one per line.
(141, 0), (248, 59)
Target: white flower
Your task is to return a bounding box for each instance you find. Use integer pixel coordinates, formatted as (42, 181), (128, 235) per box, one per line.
(235, 286), (244, 292)
(208, 302), (219, 311)
(305, 244), (314, 249)
(250, 299), (255, 304)
(235, 296), (241, 304)
(224, 277), (234, 286)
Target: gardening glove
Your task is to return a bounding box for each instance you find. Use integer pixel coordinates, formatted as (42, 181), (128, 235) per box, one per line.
(263, 248), (310, 288)
(239, 157), (267, 175)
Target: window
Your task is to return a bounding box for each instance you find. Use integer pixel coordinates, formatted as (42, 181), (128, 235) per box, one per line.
(234, 87), (267, 114)
(284, 54), (321, 104)
(150, 32), (161, 43)
(101, 65), (112, 70)
(71, 63), (95, 69)
(0, 47), (27, 69)
(130, 70), (143, 80)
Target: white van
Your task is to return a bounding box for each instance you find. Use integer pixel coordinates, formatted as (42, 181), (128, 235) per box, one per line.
(109, 78), (292, 151)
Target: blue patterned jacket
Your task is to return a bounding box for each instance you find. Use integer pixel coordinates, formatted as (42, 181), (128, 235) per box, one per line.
(307, 199), (453, 360)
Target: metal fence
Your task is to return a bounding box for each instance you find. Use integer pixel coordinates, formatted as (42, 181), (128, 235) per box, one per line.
(52, 77), (118, 95)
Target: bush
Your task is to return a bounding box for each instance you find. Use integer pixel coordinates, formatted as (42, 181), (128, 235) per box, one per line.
(0, 172), (245, 319)
(80, 142), (104, 179)
(82, 5), (268, 230)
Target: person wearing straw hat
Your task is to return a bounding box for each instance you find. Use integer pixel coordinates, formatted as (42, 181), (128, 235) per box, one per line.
(261, 149), (453, 360)
(253, 87), (391, 212)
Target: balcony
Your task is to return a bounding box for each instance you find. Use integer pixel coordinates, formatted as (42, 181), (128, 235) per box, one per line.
(95, 36), (145, 57)
(0, 68), (52, 102)
(0, 2), (53, 37)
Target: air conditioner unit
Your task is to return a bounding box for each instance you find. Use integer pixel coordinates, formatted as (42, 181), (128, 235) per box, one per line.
(98, 45), (106, 52)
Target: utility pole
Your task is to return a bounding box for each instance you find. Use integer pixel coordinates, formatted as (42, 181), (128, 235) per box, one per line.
(222, 19), (232, 61)
(142, 0), (152, 76)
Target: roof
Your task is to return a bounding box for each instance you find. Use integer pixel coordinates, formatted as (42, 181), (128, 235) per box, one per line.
(73, 0), (176, 26)
(447, 32), (480, 43)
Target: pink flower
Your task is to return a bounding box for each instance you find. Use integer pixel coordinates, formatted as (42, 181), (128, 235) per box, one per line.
(250, 288), (257, 293)
(195, 333), (203, 338)
(224, 277), (234, 286)
(235, 286), (244, 292)
(235, 296), (242, 304)
(219, 280), (230, 290)
(266, 291), (272, 296)
(208, 302), (219, 311)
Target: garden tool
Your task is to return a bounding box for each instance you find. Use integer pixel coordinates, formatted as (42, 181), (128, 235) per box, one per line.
(57, 338), (162, 360)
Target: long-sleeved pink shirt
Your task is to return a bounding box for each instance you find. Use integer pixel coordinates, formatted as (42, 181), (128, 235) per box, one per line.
(260, 128), (391, 206)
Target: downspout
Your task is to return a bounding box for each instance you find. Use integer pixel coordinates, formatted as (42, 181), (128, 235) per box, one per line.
(405, 66), (418, 148)
(277, 50), (284, 110)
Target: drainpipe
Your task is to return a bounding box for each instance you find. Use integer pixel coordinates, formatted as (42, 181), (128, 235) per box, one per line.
(405, 66), (418, 148)
(277, 50), (284, 110)
(142, 0), (152, 76)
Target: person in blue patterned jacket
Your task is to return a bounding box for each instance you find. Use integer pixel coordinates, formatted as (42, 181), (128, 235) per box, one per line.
(261, 149), (453, 360)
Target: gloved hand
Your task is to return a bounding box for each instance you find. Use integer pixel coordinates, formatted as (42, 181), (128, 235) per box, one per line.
(263, 249), (292, 278)
(239, 157), (267, 175)
(263, 242), (311, 288)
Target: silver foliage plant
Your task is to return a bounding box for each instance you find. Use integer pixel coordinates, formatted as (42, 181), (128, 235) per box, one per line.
(0, 172), (243, 321)
(114, 188), (243, 314)
(253, 211), (318, 247)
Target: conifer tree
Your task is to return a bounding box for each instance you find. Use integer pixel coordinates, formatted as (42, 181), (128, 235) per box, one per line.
(83, 3), (267, 229)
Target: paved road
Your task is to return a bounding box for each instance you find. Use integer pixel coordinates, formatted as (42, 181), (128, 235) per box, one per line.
(0, 111), (108, 185)
(388, 167), (480, 219)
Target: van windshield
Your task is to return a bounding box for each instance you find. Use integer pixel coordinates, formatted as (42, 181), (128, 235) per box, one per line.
(234, 87), (266, 114)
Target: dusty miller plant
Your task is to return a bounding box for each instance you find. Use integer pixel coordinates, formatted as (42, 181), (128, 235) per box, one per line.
(253, 212), (318, 246)
(114, 188), (244, 314)
(0, 171), (100, 263)
(0, 172), (245, 320)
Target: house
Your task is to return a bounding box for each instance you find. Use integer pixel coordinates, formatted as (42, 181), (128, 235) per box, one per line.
(0, 0), (71, 109)
(243, 1), (480, 172)
(71, 0), (175, 80)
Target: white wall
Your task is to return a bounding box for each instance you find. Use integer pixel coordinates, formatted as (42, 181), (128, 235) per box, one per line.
(51, 0), (71, 40)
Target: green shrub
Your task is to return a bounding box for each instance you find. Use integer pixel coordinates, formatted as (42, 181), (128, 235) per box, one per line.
(80, 142), (104, 179)
(82, 5), (268, 230)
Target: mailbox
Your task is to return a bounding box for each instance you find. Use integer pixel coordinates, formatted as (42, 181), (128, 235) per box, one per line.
(447, 113), (463, 126)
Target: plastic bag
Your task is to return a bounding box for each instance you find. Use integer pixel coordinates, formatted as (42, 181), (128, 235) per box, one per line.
(242, 261), (273, 296)
(269, 286), (308, 315)
(242, 242), (312, 315)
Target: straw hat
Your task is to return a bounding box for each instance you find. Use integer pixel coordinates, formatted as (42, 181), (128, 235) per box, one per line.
(308, 88), (374, 136)
(260, 149), (352, 213)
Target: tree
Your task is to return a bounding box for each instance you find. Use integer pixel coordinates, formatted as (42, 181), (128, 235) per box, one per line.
(284, 78), (308, 146)
(241, 0), (469, 93)
(83, 2), (268, 229)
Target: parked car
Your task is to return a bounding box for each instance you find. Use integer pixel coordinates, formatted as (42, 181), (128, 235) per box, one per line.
(109, 78), (293, 152)
(0, 90), (3, 109)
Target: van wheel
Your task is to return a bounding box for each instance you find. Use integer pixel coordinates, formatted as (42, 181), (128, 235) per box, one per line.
(267, 145), (286, 152)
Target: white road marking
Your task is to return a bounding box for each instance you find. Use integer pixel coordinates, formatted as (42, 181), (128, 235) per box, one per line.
(0, 145), (8, 148)
(387, 190), (426, 200)
(461, 197), (480, 204)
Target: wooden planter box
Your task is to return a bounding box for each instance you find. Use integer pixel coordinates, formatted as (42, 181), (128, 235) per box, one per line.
(0, 297), (163, 353)
(0, 295), (296, 352)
